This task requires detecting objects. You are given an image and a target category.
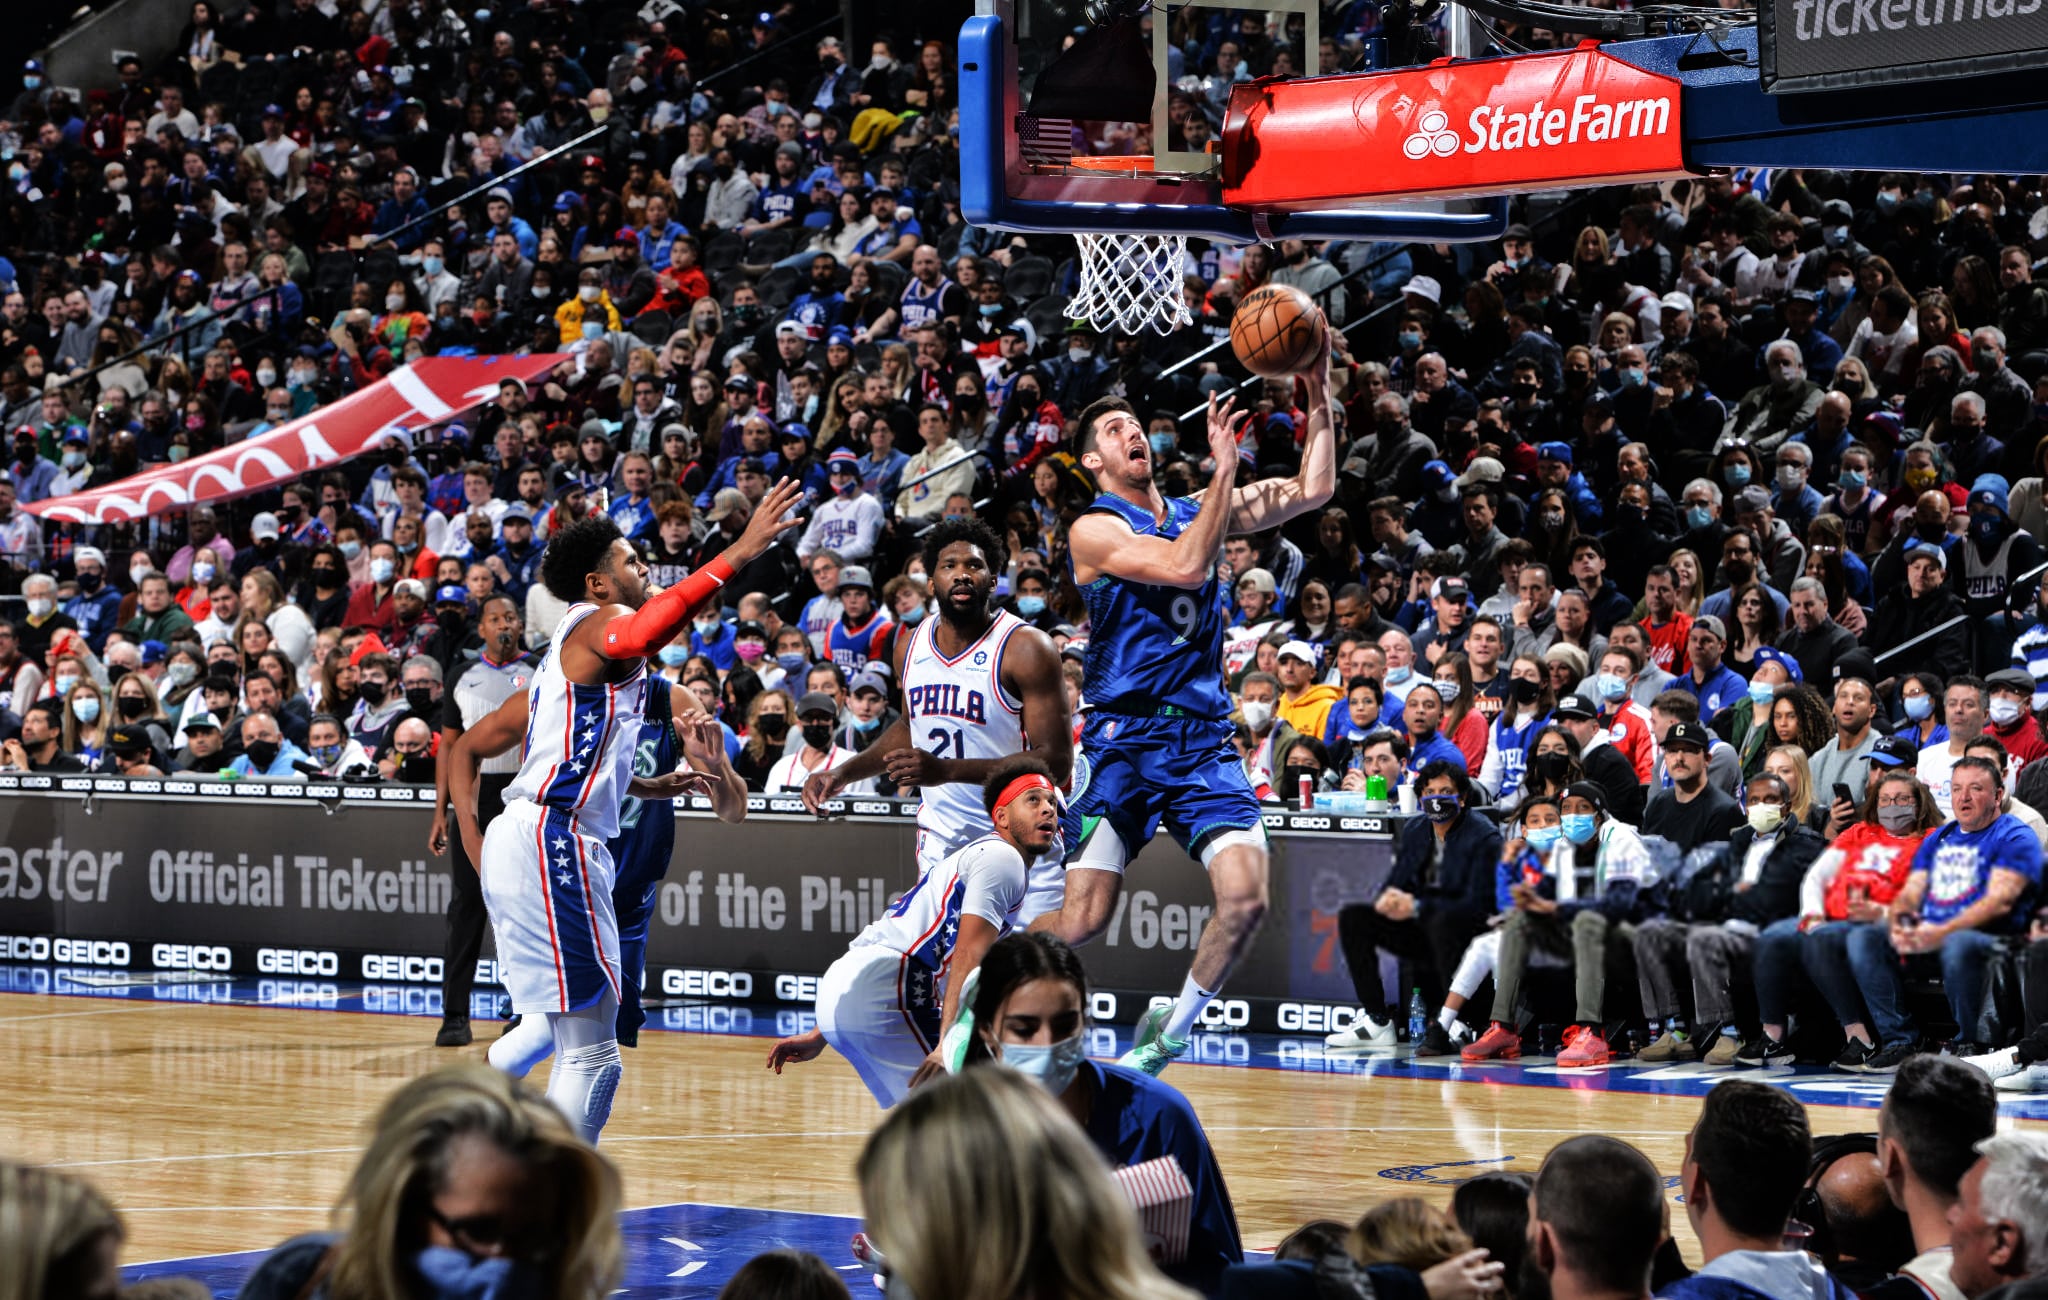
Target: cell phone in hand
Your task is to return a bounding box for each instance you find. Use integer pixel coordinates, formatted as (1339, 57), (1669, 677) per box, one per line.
(1833, 783), (1853, 807)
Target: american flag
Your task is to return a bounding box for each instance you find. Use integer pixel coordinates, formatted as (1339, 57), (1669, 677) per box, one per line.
(1018, 115), (1084, 166)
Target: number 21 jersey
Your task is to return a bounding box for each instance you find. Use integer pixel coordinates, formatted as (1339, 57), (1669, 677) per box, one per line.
(903, 608), (1028, 852)
(1075, 493), (1231, 721)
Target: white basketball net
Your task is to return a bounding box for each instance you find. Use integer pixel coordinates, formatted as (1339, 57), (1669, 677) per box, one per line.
(1067, 232), (1194, 336)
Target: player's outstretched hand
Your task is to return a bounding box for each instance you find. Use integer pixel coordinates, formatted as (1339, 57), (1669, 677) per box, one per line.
(1422, 1249), (1504, 1300)
(908, 1047), (948, 1091)
(1205, 391), (1246, 477)
(882, 746), (942, 791)
(767, 1028), (827, 1074)
(800, 766), (841, 816)
(678, 715), (726, 770)
(731, 478), (807, 562)
(632, 769), (717, 800)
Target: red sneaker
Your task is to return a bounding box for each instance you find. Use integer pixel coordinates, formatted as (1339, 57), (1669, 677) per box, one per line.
(1556, 1025), (1613, 1067)
(1462, 1022), (1522, 1062)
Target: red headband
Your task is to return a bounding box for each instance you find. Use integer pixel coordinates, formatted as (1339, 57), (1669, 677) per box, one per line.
(993, 773), (1054, 815)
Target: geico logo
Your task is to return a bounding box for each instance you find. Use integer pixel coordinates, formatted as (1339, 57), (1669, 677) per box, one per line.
(50, 939), (131, 967)
(473, 959), (507, 987)
(1147, 995), (1249, 1029)
(360, 954), (444, 982)
(774, 1008), (819, 1037)
(1190, 1036), (1252, 1063)
(256, 948), (339, 976)
(258, 979), (339, 1005)
(1089, 991), (1118, 1021)
(658, 1005), (754, 1033)
(1276, 1002), (1362, 1033)
(774, 974), (819, 1003)
(361, 985), (444, 1014)
(2, 935), (51, 960)
(659, 968), (754, 998)
(150, 944), (232, 970)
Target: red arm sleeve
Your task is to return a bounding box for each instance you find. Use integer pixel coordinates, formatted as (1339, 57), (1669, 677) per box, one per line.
(597, 557), (736, 659)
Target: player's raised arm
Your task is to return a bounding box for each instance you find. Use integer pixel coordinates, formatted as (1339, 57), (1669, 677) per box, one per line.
(1228, 323), (1336, 532)
(676, 695), (749, 824)
(1069, 394), (1242, 589)
(595, 479), (805, 660)
(448, 693), (529, 868)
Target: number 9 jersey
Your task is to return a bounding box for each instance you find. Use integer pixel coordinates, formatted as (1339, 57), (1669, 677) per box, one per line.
(1075, 494), (1232, 721)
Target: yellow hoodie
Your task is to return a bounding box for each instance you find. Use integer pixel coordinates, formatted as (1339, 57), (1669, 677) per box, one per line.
(1278, 682), (1343, 742)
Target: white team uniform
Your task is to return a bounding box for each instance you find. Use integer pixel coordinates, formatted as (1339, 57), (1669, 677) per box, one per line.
(816, 832), (1028, 1106)
(902, 608), (1065, 920)
(485, 604), (649, 1015)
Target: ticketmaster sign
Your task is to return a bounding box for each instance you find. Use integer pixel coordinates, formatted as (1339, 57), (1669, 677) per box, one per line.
(1763, 0), (2048, 91)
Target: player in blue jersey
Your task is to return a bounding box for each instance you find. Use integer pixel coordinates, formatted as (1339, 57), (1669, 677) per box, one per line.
(449, 675), (747, 1057)
(1035, 332), (1337, 1075)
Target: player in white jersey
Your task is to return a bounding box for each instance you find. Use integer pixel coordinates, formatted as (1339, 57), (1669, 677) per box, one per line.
(800, 519), (1072, 920)
(460, 481), (801, 1141)
(768, 755), (1061, 1105)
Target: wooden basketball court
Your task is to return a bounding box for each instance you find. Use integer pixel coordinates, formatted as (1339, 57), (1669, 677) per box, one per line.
(17, 985), (2023, 1290)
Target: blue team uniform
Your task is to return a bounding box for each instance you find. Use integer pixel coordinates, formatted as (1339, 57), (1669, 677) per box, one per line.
(828, 614), (896, 677)
(1062, 493), (1263, 860)
(608, 680), (679, 1043)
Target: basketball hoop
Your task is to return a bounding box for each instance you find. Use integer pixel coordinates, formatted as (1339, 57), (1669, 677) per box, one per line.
(1068, 232), (1193, 336)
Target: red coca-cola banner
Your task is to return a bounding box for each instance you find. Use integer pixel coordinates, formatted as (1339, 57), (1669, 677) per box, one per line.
(1222, 42), (1693, 209)
(27, 355), (568, 525)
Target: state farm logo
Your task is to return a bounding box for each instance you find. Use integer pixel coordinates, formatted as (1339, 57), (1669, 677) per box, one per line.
(1395, 92), (1673, 161)
(1403, 110), (1460, 159)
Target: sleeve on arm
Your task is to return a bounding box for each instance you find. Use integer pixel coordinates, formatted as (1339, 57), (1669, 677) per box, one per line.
(961, 841), (1029, 927)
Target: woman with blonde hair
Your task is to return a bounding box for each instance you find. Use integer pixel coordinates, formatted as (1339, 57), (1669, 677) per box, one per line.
(1762, 744), (1826, 835)
(0, 1159), (122, 1300)
(1348, 1198), (1475, 1272)
(241, 568), (316, 675)
(236, 1064), (621, 1300)
(858, 1067), (1198, 1300)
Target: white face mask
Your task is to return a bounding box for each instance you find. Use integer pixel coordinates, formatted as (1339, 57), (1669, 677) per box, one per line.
(129, 565), (150, 588)
(1989, 698), (2024, 726)
(579, 285), (600, 303)
(26, 596), (52, 617)
(1241, 699), (1273, 731)
(1000, 1032), (1087, 1095)
(1746, 803), (1784, 834)
(255, 367), (276, 387)
(385, 293), (406, 312)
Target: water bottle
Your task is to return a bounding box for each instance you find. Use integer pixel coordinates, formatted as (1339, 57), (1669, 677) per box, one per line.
(1407, 987), (1427, 1044)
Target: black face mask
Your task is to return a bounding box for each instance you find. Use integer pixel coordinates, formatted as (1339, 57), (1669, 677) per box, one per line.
(405, 686), (436, 715)
(1280, 764), (1320, 796)
(311, 566), (339, 585)
(77, 571), (103, 593)
(1531, 751), (1571, 784)
(1510, 677), (1540, 705)
(802, 721), (833, 750)
(357, 679), (387, 707)
(756, 713), (789, 741)
(246, 739), (280, 769)
(395, 752), (436, 783)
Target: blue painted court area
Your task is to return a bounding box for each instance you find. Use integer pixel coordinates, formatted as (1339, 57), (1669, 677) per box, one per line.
(120, 1202), (868, 1298)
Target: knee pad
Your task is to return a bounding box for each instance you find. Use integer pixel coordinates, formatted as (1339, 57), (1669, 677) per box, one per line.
(548, 1038), (623, 1143)
(1198, 827), (1268, 869)
(486, 1015), (555, 1078)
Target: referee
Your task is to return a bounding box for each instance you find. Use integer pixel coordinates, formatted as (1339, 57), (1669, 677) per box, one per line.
(428, 591), (533, 1047)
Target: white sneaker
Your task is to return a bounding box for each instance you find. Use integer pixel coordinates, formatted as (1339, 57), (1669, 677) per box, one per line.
(1963, 1047), (2024, 1081)
(1325, 1015), (1397, 1049)
(1994, 1063), (2048, 1093)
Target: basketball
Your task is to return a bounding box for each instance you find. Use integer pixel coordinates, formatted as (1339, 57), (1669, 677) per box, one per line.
(1230, 284), (1325, 377)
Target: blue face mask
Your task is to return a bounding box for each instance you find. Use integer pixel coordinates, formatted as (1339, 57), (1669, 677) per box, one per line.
(898, 604), (926, 625)
(1398, 330), (1422, 351)
(851, 713), (882, 733)
(1747, 679), (1777, 708)
(339, 540), (362, 560)
(1618, 367), (1645, 387)
(1016, 595), (1046, 617)
(1685, 504), (1715, 531)
(775, 651), (807, 673)
(1148, 432), (1176, 457)
(1839, 469), (1866, 492)
(1524, 823), (1561, 852)
(1386, 665), (1411, 685)
(1902, 693), (1934, 721)
(657, 644), (690, 667)
(1560, 812), (1597, 845)
(313, 743), (342, 765)
(1725, 463), (1751, 487)
(979, 303), (1002, 316)
(410, 1246), (544, 1300)
(1595, 672), (1628, 702)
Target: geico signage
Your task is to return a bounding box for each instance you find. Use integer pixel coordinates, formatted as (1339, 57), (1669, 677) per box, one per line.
(257, 948), (340, 977)
(775, 974), (819, 1003)
(1277, 1001), (1364, 1033)
(151, 943), (233, 971)
(1222, 45), (1690, 207)
(661, 968), (753, 998)
(0, 935), (132, 966)
(1145, 995), (1250, 1029)
(361, 954), (444, 983)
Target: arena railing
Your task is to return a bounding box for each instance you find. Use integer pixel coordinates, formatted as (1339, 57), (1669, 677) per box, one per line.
(56, 282), (292, 391)
(371, 122), (613, 253)
(1869, 557), (2048, 674)
(692, 13), (845, 91)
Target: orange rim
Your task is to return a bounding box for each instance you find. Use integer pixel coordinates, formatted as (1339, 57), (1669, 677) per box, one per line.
(1064, 155), (1156, 173)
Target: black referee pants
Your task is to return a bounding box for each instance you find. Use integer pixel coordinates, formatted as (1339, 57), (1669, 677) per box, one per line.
(441, 774), (512, 1022)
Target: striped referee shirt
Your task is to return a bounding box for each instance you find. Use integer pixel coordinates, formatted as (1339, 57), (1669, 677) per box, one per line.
(444, 652), (535, 776)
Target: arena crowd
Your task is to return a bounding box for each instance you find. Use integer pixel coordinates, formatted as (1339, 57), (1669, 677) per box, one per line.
(3, 0), (2048, 1293)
